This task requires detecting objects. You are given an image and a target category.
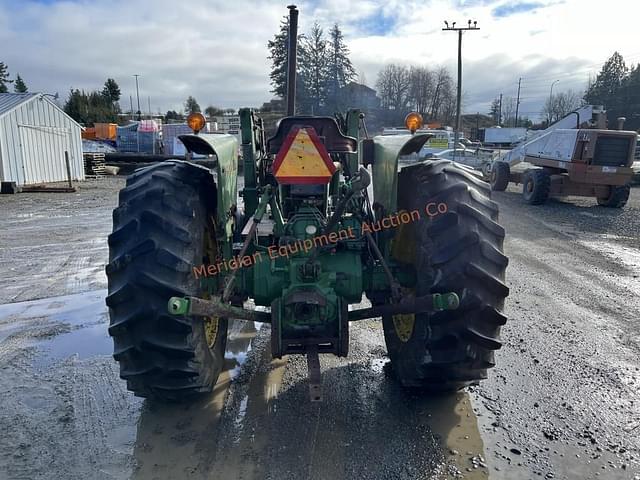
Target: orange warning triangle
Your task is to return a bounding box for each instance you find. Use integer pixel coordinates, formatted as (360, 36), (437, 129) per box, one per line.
(273, 126), (337, 184)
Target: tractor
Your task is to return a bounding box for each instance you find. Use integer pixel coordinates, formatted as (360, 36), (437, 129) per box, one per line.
(105, 6), (508, 402)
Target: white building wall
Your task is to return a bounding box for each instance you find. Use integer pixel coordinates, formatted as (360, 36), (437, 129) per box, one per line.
(0, 96), (84, 186)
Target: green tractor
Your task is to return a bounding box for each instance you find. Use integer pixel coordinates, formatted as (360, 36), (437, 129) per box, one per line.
(105, 6), (508, 402)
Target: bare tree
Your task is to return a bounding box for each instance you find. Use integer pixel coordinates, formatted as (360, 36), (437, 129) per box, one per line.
(376, 63), (456, 125)
(376, 64), (412, 119)
(409, 66), (434, 116)
(429, 67), (454, 120)
(543, 89), (582, 124)
(502, 96), (517, 126)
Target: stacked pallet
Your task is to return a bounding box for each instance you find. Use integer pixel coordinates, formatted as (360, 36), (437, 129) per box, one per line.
(83, 152), (106, 177)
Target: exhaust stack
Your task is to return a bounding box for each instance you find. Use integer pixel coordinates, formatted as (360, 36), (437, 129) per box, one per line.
(286, 5), (299, 116)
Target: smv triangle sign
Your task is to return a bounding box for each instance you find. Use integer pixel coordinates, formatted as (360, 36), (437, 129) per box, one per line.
(273, 126), (337, 184)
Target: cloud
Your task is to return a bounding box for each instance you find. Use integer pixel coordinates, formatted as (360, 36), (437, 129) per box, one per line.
(353, 10), (398, 36)
(0, 0), (638, 120)
(492, 1), (545, 17)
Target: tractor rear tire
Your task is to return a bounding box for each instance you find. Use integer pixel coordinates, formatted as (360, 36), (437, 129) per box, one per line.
(490, 161), (510, 191)
(597, 184), (630, 208)
(106, 160), (228, 402)
(522, 169), (551, 205)
(383, 160), (509, 391)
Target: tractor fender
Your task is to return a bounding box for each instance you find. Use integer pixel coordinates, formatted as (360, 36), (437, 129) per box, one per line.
(370, 134), (432, 213)
(179, 133), (239, 230)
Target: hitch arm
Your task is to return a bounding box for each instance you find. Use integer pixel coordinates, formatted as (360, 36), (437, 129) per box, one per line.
(168, 296), (271, 323)
(348, 292), (459, 321)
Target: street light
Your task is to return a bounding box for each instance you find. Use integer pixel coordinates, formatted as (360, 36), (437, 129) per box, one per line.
(548, 79), (559, 125)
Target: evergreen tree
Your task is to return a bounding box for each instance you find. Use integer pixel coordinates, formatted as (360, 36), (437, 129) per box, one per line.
(620, 63), (640, 125)
(14, 74), (28, 93)
(102, 78), (121, 104)
(584, 52), (627, 111)
(101, 78), (121, 115)
(64, 89), (86, 123)
(165, 110), (183, 122)
(0, 62), (12, 93)
(268, 17), (290, 99)
(489, 97), (501, 124)
(184, 96), (201, 114)
(325, 23), (356, 113)
(205, 105), (224, 118)
(64, 88), (118, 125)
(300, 22), (329, 114)
(267, 16), (307, 112)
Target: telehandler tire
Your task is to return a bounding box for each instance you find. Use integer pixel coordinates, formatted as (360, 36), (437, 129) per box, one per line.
(490, 161), (510, 191)
(597, 184), (630, 208)
(106, 161), (228, 402)
(383, 160), (508, 391)
(522, 169), (550, 205)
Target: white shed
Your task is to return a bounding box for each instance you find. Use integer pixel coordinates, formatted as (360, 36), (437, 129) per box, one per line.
(0, 93), (84, 186)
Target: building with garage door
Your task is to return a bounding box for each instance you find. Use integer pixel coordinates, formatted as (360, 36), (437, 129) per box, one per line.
(0, 93), (84, 186)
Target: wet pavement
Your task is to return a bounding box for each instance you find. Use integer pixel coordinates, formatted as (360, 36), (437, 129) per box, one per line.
(0, 176), (639, 479)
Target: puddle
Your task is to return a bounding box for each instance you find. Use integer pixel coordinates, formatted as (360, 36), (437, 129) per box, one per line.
(224, 319), (262, 380)
(0, 289), (112, 367)
(33, 321), (112, 367)
(0, 290), (269, 374)
(0, 289), (107, 320)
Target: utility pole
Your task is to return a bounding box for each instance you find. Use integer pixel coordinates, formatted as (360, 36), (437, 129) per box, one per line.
(498, 93), (503, 126)
(514, 77), (522, 128)
(548, 79), (559, 125)
(129, 95), (133, 118)
(443, 19), (480, 160)
(133, 74), (141, 121)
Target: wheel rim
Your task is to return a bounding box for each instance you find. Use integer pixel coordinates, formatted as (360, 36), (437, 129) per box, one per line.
(202, 222), (221, 351)
(392, 313), (415, 343)
(204, 318), (220, 349)
(526, 179), (534, 193)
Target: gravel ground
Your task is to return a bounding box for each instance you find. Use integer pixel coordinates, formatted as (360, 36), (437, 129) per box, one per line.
(0, 175), (639, 479)
(0, 177), (122, 304)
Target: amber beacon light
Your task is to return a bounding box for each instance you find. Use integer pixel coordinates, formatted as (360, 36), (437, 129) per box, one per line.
(404, 112), (424, 133)
(187, 112), (206, 134)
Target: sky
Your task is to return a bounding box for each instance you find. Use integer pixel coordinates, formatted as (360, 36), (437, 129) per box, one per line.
(1, 0), (639, 122)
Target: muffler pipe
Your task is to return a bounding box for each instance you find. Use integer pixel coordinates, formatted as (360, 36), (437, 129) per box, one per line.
(286, 5), (299, 116)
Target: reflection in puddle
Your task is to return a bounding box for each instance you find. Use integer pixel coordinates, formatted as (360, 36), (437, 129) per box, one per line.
(33, 321), (111, 368)
(0, 289), (112, 367)
(224, 319), (262, 380)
